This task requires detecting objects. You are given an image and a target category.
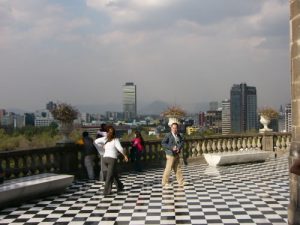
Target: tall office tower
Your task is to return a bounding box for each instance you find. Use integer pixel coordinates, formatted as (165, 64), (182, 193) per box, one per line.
(278, 105), (285, 132)
(123, 82), (137, 121)
(221, 99), (231, 134)
(198, 112), (205, 127)
(285, 103), (292, 132)
(230, 83), (257, 133)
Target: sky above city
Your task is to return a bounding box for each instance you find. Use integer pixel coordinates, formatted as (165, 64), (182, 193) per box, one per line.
(0, 0), (290, 113)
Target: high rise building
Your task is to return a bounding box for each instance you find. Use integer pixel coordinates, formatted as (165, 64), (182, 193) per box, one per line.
(285, 103), (292, 132)
(230, 83), (257, 133)
(123, 82), (137, 121)
(278, 105), (285, 132)
(221, 99), (231, 134)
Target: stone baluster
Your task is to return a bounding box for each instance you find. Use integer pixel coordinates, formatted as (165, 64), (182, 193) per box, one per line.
(286, 136), (291, 151)
(226, 139), (232, 151)
(252, 137), (257, 149)
(222, 139), (227, 152)
(257, 137), (262, 150)
(196, 142), (202, 156)
(281, 136), (287, 151)
(237, 139), (242, 150)
(207, 140), (212, 153)
(242, 138), (247, 149)
(217, 139), (222, 152)
(247, 138), (252, 149)
(232, 139), (237, 152)
(212, 140), (217, 153)
(202, 140), (207, 153)
(276, 137), (281, 151)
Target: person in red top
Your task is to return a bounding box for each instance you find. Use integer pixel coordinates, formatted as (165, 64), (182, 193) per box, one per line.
(131, 130), (145, 172)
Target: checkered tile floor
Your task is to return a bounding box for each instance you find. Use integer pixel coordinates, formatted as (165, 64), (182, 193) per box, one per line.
(0, 154), (289, 225)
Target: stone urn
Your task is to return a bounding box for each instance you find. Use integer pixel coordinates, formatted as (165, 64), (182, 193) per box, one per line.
(57, 122), (74, 144)
(259, 115), (272, 133)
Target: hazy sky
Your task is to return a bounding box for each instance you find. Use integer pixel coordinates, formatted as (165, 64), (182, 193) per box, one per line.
(0, 0), (290, 113)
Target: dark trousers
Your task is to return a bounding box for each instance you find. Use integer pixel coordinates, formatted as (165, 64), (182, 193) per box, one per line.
(131, 150), (142, 172)
(103, 157), (123, 195)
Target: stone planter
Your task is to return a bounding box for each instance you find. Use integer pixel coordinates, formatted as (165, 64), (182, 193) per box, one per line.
(57, 122), (74, 144)
(259, 115), (272, 133)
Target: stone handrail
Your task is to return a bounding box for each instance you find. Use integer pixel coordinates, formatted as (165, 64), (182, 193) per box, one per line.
(0, 132), (291, 180)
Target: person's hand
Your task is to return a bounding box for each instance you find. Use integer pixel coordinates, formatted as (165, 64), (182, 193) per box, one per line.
(124, 155), (129, 162)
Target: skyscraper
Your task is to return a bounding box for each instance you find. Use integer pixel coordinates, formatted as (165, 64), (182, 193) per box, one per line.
(285, 103), (292, 132)
(123, 82), (137, 121)
(230, 83), (257, 133)
(221, 99), (231, 134)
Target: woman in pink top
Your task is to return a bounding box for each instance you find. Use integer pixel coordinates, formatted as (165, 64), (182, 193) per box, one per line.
(131, 130), (145, 172)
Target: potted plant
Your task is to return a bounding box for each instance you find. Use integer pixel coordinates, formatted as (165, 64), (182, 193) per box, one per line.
(50, 102), (79, 143)
(161, 106), (186, 127)
(258, 107), (279, 133)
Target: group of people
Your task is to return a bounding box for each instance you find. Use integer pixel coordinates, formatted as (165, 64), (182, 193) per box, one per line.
(80, 122), (188, 196)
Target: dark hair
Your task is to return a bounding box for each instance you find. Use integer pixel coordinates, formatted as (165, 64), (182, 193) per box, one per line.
(106, 125), (116, 143)
(100, 123), (107, 131)
(82, 131), (89, 137)
(171, 122), (179, 127)
(134, 130), (145, 146)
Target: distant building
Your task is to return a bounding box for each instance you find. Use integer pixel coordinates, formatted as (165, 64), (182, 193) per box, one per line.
(230, 83), (257, 133)
(278, 105), (285, 132)
(106, 111), (123, 121)
(123, 82), (137, 121)
(46, 101), (57, 111)
(199, 112), (205, 127)
(0, 109), (6, 126)
(81, 112), (92, 123)
(0, 112), (24, 128)
(0, 109), (6, 118)
(205, 110), (222, 133)
(34, 118), (54, 127)
(34, 110), (54, 127)
(221, 99), (231, 134)
(285, 103), (292, 132)
(186, 126), (200, 135)
(24, 113), (35, 126)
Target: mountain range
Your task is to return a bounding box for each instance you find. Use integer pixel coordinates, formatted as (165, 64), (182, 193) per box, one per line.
(6, 101), (210, 115)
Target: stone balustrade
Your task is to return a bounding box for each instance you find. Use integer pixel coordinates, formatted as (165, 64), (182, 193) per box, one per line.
(0, 132), (291, 180)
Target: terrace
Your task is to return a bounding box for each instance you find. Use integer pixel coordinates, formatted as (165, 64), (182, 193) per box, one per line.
(0, 133), (290, 224)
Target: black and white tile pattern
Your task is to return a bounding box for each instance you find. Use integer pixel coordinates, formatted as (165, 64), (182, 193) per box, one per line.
(0, 154), (289, 225)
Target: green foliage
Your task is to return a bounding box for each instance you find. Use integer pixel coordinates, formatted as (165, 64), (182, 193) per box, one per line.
(0, 126), (61, 151)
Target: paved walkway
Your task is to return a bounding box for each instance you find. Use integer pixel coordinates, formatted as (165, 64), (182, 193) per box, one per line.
(0, 154), (289, 225)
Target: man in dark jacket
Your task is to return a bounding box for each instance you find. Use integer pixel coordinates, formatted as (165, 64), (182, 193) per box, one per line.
(161, 122), (186, 188)
(82, 131), (97, 179)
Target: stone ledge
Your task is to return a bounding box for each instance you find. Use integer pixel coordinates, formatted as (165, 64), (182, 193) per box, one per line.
(204, 150), (271, 167)
(0, 173), (74, 209)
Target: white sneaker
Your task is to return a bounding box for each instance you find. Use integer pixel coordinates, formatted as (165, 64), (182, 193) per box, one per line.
(163, 183), (172, 189)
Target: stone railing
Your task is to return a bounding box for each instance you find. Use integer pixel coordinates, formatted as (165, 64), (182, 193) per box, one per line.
(0, 132), (291, 180)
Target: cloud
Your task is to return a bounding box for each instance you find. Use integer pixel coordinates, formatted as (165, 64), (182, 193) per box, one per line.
(0, 0), (290, 111)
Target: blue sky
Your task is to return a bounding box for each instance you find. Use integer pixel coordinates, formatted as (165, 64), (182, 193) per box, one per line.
(0, 0), (290, 113)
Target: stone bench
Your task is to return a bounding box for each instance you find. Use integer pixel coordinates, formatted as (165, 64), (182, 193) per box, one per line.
(0, 173), (74, 209)
(203, 150), (271, 167)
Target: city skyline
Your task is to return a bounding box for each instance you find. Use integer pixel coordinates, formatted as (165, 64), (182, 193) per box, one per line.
(0, 0), (290, 112)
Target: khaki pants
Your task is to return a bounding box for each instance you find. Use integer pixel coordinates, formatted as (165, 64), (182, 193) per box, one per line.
(162, 154), (184, 186)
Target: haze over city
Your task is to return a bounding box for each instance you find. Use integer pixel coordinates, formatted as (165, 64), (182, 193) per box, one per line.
(0, 0), (290, 113)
